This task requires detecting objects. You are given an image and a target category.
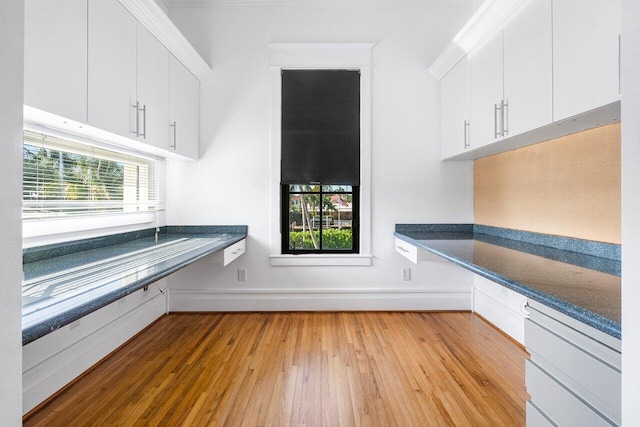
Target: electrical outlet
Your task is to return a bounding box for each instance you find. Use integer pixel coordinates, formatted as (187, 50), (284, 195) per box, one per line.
(238, 269), (247, 282)
(401, 267), (411, 281)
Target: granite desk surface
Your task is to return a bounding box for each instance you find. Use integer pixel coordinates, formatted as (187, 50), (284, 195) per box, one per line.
(22, 226), (247, 345)
(394, 225), (621, 339)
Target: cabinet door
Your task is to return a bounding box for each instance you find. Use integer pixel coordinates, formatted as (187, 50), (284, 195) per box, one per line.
(440, 57), (470, 159)
(87, 0), (136, 138)
(503, 0), (552, 137)
(470, 32), (504, 148)
(553, 0), (621, 121)
(25, 0), (87, 123)
(169, 56), (200, 160)
(136, 24), (170, 150)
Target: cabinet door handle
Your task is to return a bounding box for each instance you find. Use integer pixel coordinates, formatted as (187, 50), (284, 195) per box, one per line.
(494, 102), (501, 139)
(140, 104), (147, 139)
(618, 34), (621, 94)
(502, 99), (508, 136)
(170, 121), (177, 150)
(132, 101), (140, 137)
(464, 120), (470, 149)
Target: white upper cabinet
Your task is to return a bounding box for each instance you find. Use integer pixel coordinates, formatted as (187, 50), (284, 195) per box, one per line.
(469, 0), (552, 150)
(87, 0), (137, 139)
(434, 0), (620, 160)
(503, 0), (552, 136)
(136, 24), (170, 150)
(440, 57), (470, 159)
(24, 0), (208, 161)
(470, 32), (504, 149)
(553, 0), (621, 121)
(24, 0), (88, 124)
(169, 56), (200, 160)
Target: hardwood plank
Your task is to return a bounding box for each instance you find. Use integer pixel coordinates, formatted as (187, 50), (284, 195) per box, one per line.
(24, 312), (528, 426)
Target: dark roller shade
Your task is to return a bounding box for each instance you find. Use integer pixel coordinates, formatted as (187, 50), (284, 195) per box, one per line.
(281, 70), (360, 185)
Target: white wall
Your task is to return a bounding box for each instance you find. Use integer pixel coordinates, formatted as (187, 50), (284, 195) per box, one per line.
(621, 0), (640, 422)
(165, 5), (475, 310)
(0, 0), (24, 423)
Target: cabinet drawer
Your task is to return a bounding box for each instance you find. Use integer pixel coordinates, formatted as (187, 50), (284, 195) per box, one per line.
(474, 291), (526, 345)
(525, 318), (620, 423)
(526, 401), (554, 427)
(223, 239), (245, 266)
(474, 275), (528, 314)
(473, 275), (528, 344)
(395, 237), (419, 264)
(526, 359), (614, 426)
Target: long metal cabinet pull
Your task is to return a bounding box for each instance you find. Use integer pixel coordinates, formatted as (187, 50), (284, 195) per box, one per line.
(618, 34), (621, 94)
(494, 102), (501, 139)
(464, 120), (470, 149)
(132, 101), (140, 137)
(170, 121), (177, 150)
(502, 99), (508, 136)
(140, 104), (147, 139)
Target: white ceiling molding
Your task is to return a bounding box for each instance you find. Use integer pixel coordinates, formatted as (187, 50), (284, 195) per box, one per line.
(118, 0), (212, 80)
(428, 0), (529, 80)
(166, 0), (471, 7)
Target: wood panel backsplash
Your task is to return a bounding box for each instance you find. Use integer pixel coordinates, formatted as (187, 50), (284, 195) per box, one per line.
(474, 123), (621, 244)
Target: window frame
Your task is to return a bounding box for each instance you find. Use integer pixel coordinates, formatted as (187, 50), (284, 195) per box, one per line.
(281, 184), (360, 255)
(268, 43), (373, 267)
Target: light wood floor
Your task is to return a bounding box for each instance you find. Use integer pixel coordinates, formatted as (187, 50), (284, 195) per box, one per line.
(24, 312), (528, 426)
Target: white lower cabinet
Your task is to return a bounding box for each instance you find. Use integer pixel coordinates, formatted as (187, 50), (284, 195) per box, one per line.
(525, 301), (621, 426)
(526, 401), (554, 427)
(473, 274), (528, 345)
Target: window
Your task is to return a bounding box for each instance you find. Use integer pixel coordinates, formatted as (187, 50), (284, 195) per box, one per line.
(268, 43), (373, 266)
(22, 131), (163, 220)
(282, 185), (359, 253)
(280, 70), (360, 254)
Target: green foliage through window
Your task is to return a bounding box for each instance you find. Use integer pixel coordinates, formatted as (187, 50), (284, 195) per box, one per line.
(22, 131), (162, 219)
(282, 184), (358, 253)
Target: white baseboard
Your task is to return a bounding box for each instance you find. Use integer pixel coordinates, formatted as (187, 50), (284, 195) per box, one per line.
(169, 288), (472, 312)
(22, 287), (167, 415)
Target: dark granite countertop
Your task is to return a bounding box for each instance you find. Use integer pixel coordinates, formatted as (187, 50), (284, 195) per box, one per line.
(22, 226), (247, 345)
(394, 224), (621, 339)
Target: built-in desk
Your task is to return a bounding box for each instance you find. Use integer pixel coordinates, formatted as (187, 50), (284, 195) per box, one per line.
(394, 223), (622, 426)
(22, 226), (247, 345)
(394, 224), (620, 339)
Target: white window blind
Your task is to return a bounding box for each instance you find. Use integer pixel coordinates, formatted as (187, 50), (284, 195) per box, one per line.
(23, 131), (165, 219)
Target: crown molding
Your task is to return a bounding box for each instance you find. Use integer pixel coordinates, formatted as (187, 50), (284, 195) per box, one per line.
(118, 0), (212, 80)
(428, 0), (529, 80)
(166, 0), (471, 7)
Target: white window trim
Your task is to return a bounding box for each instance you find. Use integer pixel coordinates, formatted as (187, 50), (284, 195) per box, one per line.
(268, 43), (374, 266)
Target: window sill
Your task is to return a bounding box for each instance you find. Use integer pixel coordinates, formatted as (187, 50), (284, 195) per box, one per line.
(22, 212), (157, 248)
(270, 254), (373, 266)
